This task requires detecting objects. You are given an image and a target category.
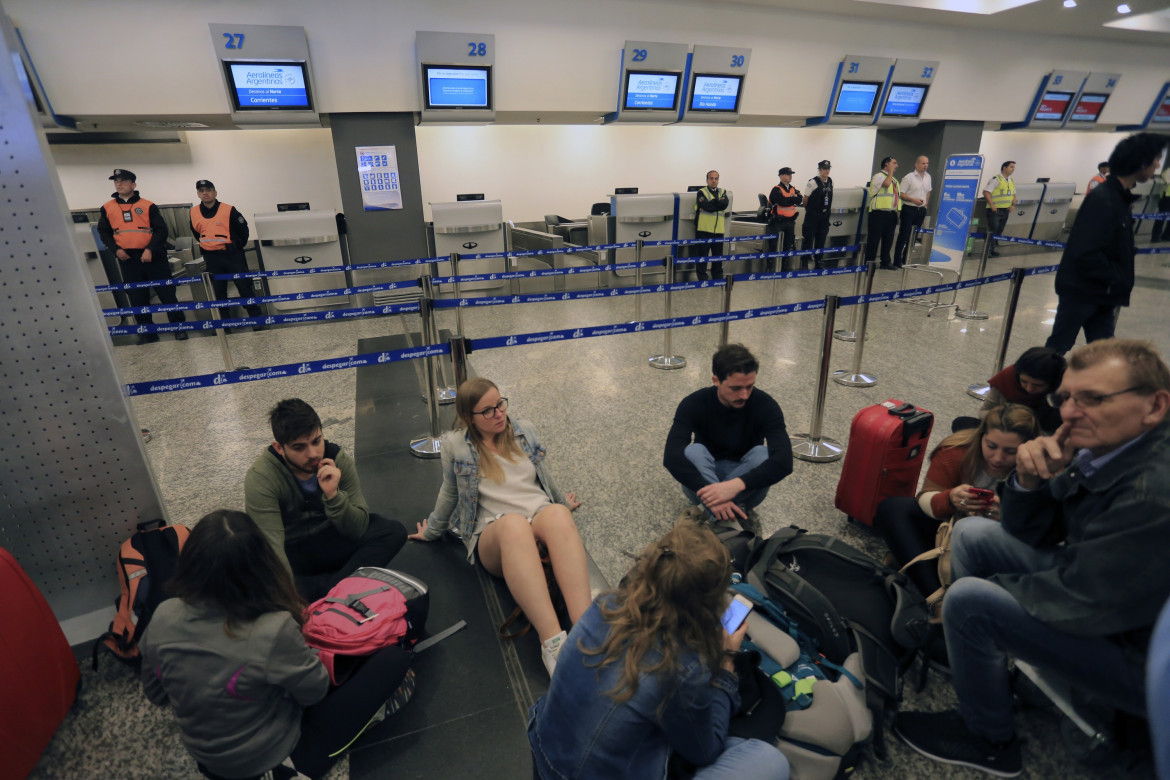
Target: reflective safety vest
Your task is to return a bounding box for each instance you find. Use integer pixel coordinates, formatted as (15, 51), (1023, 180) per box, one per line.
(868, 172), (900, 211)
(695, 187), (726, 233)
(1087, 174), (1106, 192)
(988, 174), (1015, 209)
(191, 201), (233, 252)
(770, 183), (799, 219)
(103, 197), (155, 250)
(1161, 175), (1170, 198)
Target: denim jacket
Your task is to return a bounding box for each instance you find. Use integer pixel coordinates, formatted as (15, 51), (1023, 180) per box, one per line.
(423, 418), (567, 561)
(528, 598), (740, 779)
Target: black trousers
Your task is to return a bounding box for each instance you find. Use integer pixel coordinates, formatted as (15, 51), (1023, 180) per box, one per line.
(865, 210), (898, 266)
(893, 205), (927, 267)
(118, 248), (184, 325)
(690, 229), (724, 280)
(1043, 299), (1120, 354)
(767, 218), (797, 270)
(286, 513), (408, 602)
(984, 208), (1009, 252)
(801, 214), (831, 268)
(203, 248), (262, 318)
(873, 495), (941, 599)
(1150, 196), (1170, 243)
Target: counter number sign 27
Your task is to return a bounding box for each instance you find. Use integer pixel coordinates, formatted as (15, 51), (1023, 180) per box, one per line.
(222, 33), (245, 49)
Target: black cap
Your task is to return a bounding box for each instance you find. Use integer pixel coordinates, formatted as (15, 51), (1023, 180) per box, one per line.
(818, 160), (832, 170)
(778, 167), (795, 176)
(195, 180), (215, 190)
(109, 169), (136, 182)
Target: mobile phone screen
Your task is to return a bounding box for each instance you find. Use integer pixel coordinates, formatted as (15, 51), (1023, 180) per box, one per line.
(722, 598), (751, 634)
(970, 488), (995, 500)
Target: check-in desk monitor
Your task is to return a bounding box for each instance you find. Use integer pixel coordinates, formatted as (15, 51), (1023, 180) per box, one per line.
(689, 74), (742, 112)
(835, 82), (881, 115)
(1068, 93), (1108, 124)
(1033, 183), (1074, 242)
(254, 210), (348, 311)
(1033, 91), (1074, 123)
(423, 66), (491, 110)
(430, 200), (505, 293)
(883, 84), (929, 118)
(624, 71), (682, 111)
(1154, 94), (1170, 125)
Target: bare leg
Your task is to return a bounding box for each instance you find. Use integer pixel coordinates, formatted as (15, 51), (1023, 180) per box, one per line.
(532, 504), (592, 624)
(477, 514), (562, 641)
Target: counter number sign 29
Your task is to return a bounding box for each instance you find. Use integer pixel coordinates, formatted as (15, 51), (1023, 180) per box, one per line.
(222, 33), (245, 49)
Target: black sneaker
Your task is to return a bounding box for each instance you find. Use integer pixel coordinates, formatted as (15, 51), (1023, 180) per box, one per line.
(895, 710), (1021, 777)
(174, 331), (189, 341)
(136, 333), (160, 345)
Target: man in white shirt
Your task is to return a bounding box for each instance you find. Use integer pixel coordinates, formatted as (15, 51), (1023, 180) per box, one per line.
(894, 156), (932, 268)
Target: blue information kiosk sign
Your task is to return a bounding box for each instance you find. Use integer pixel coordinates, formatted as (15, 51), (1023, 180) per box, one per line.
(931, 154), (985, 264)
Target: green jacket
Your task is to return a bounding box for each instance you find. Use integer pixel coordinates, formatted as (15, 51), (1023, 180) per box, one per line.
(244, 440), (370, 573)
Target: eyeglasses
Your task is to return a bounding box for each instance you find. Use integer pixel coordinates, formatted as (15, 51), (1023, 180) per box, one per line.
(1046, 386), (1148, 409)
(472, 398), (509, 418)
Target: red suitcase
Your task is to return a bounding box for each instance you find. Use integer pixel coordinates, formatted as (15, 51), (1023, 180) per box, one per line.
(834, 399), (934, 526)
(0, 547), (80, 780)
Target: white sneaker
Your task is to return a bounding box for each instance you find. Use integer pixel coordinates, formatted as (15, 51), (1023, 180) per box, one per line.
(541, 630), (568, 677)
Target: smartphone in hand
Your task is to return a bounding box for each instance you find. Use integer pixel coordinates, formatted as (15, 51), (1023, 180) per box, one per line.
(969, 487), (995, 501)
(722, 594), (753, 634)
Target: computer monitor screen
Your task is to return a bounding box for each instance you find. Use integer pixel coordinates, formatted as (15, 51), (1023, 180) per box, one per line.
(624, 71), (681, 111)
(423, 65), (491, 110)
(1068, 93), (1109, 123)
(833, 81), (881, 115)
(224, 62), (313, 111)
(689, 74), (742, 112)
(1152, 94), (1170, 124)
(882, 83), (929, 118)
(1032, 90), (1074, 122)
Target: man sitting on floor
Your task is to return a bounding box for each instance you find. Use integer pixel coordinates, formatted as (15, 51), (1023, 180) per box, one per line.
(663, 343), (792, 528)
(895, 339), (1170, 777)
(245, 398), (407, 601)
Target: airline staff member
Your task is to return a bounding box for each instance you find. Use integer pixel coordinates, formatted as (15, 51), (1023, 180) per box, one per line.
(190, 180), (264, 328)
(893, 156), (932, 269)
(801, 160), (834, 269)
(1150, 166), (1170, 244)
(1086, 162), (1109, 193)
(768, 167), (803, 271)
(982, 161), (1017, 257)
(866, 157), (900, 270)
(692, 170), (730, 281)
(96, 169), (185, 345)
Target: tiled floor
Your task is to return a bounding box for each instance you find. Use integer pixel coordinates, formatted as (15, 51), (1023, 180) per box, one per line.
(34, 242), (1169, 778)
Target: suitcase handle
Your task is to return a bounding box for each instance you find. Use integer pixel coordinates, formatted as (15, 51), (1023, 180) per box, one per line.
(886, 403), (916, 419)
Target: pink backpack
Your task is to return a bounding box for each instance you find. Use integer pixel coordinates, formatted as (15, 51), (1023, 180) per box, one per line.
(303, 567), (429, 684)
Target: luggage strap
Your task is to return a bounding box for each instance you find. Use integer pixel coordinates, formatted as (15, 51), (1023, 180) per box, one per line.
(413, 620), (468, 653)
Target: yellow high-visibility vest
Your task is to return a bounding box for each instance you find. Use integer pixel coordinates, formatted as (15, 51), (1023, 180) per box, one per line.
(989, 174), (1015, 209)
(695, 187), (726, 233)
(868, 173), (900, 211)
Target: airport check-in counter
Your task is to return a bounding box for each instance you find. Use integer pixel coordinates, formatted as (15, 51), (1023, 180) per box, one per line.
(601, 193), (674, 285)
(254, 210), (350, 312)
(823, 186), (867, 257)
(1000, 183), (1043, 241)
(1132, 179), (1157, 242)
(1032, 182), (1074, 242)
(430, 200), (507, 294)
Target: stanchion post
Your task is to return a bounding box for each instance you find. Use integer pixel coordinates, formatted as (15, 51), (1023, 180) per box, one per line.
(956, 228), (992, 320)
(449, 252), (465, 338)
(832, 262), (878, 387)
(450, 335), (470, 389)
(410, 275), (443, 458)
(833, 247), (867, 342)
(770, 249), (782, 307)
(791, 295), (845, 462)
(648, 249), (686, 370)
(968, 266), (1026, 400)
(634, 239), (644, 323)
(201, 271), (239, 371)
(719, 276), (735, 348)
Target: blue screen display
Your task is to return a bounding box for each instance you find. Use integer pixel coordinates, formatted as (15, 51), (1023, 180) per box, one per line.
(883, 84), (928, 117)
(690, 74), (742, 112)
(624, 71), (680, 110)
(425, 67), (490, 109)
(834, 81), (880, 115)
(228, 63), (311, 110)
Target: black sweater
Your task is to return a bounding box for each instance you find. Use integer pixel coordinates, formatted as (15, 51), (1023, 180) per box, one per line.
(1054, 175), (1138, 307)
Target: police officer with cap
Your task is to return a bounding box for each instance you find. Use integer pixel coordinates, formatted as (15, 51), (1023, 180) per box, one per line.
(768, 167), (803, 271)
(96, 169), (184, 345)
(802, 160), (834, 269)
(190, 180), (264, 329)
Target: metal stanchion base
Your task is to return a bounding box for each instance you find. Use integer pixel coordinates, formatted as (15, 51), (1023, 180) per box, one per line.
(955, 309), (989, 320)
(831, 370), (877, 388)
(790, 433), (845, 463)
(967, 383), (992, 401)
(409, 435), (442, 459)
(649, 355), (687, 370)
(437, 386), (456, 405)
(833, 329), (858, 342)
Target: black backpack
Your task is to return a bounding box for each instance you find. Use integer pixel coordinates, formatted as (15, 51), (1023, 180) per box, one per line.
(745, 526), (930, 757)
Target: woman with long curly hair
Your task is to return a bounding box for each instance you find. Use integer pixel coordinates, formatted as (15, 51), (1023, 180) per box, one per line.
(527, 521), (788, 780)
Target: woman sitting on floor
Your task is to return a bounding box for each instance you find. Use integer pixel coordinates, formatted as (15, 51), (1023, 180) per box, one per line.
(409, 377), (591, 676)
(954, 346), (1065, 433)
(141, 510), (412, 780)
(528, 520), (789, 780)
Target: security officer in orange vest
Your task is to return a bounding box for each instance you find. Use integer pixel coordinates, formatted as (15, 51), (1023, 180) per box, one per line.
(190, 180), (263, 329)
(768, 167), (803, 271)
(96, 169), (184, 345)
(1086, 162), (1109, 193)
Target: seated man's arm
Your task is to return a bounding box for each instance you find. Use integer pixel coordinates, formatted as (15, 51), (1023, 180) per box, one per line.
(244, 465), (293, 573)
(1000, 422), (1075, 546)
(322, 448), (371, 539)
(737, 396), (794, 491)
(664, 404), (706, 493)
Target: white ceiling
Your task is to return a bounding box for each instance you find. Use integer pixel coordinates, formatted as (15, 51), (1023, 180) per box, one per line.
(713, 0), (1170, 45)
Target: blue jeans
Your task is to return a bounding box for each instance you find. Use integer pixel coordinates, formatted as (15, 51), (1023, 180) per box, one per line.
(682, 444), (771, 517)
(693, 737), (789, 780)
(946, 518), (1146, 743)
